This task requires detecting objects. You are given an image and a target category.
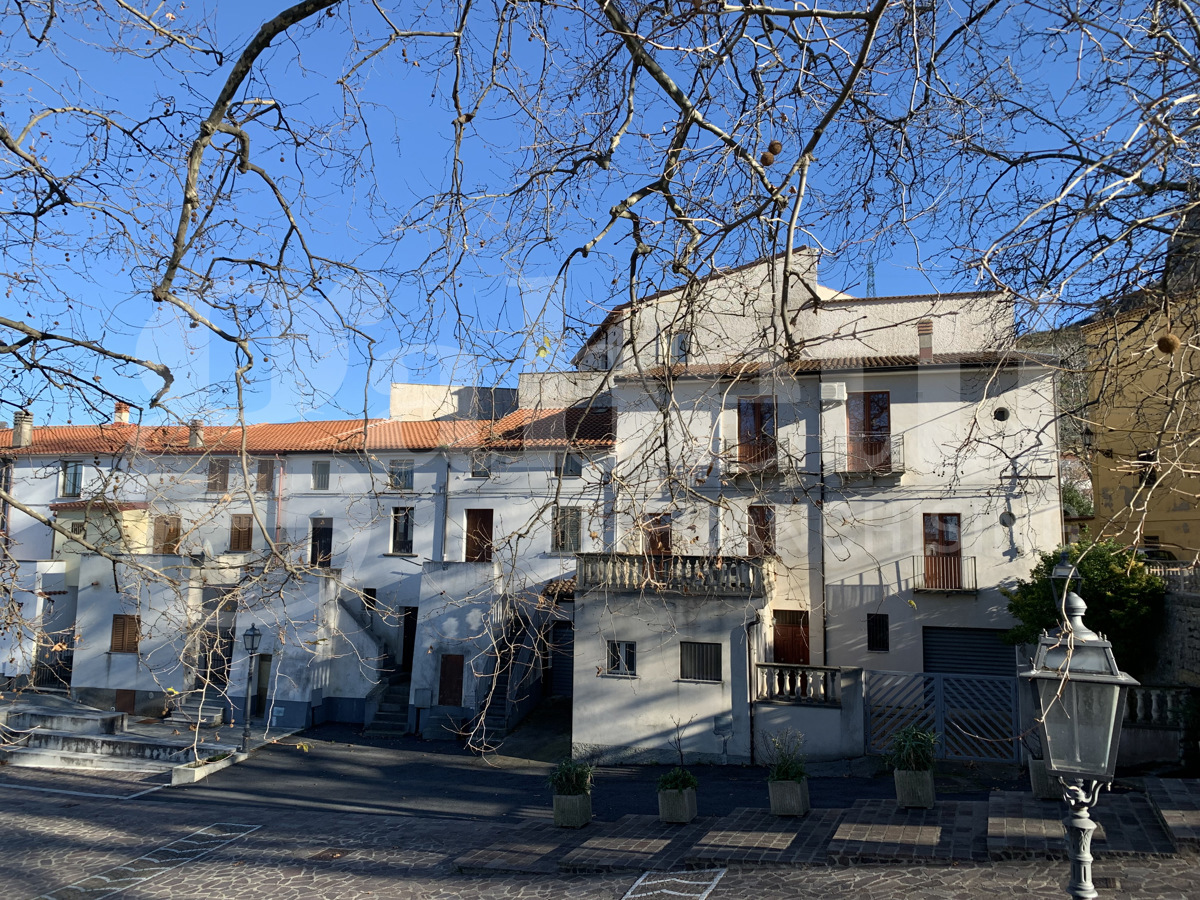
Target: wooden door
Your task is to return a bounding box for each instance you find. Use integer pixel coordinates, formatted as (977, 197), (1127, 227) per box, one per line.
(847, 392), (891, 471)
(253, 654), (272, 716)
(737, 398), (776, 467)
(749, 505), (775, 557)
(465, 509), (493, 562)
(923, 513), (962, 589)
(438, 654), (464, 706)
(773, 610), (810, 665)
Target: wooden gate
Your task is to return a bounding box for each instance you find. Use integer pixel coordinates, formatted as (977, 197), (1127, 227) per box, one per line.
(866, 670), (1020, 763)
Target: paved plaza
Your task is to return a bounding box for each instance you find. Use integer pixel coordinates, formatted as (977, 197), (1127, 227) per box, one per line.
(0, 733), (1197, 899)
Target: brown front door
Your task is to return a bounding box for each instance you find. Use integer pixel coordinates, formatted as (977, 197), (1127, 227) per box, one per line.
(923, 513), (962, 589)
(438, 654), (464, 706)
(847, 391), (891, 471)
(465, 509), (494, 562)
(773, 610), (810, 665)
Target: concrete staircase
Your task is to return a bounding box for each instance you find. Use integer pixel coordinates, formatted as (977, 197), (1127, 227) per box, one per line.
(364, 675), (411, 737)
(167, 689), (227, 727)
(0, 703), (202, 772)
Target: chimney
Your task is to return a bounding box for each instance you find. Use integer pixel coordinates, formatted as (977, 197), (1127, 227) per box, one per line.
(113, 402), (131, 425)
(188, 419), (205, 448)
(12, 410), (33, 448)
(917, 319), (934, 360)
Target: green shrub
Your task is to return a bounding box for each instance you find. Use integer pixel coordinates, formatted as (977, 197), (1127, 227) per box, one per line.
(657, 766), (699, 791)
(761, 728), (807, 783)
(1002, 540), (1164, 679)
(887, 725), (938, 771)
(547, 758), (594, 795)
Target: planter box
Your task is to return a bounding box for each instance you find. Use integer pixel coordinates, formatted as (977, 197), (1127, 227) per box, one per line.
(658, 787), (698, 823)
(894, 768), (935, 809)
(768, 778), (810, 816)
(171, 751), (246, 786)
(1029, 759), (1061, 801)
(553, 792), (592, 828)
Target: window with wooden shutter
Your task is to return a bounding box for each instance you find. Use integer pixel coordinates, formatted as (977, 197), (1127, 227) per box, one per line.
(153, 516), (181, 554)
(256, 459), (275, 493)
(551, 506), (582, 553)
(110, 614), (141, 653)
(748, 505), (775, 556)
(207, 458), (230, 492)
(229, 514), (253, 552)
(736, 398), (777, 468)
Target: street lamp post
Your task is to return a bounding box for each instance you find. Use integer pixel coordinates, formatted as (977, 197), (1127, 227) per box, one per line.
(240, 624), (261, 754)
(1021, 555), (1138, 900)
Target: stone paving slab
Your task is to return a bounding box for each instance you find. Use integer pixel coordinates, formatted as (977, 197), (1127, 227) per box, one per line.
(1145, 776), (1200, 846)
(558, 814), (713, 873)
(987, 790), (1178, 860)
(685, 807), (845, 866)
(826, 799), (987, 865)
(454, 820), (578, 875)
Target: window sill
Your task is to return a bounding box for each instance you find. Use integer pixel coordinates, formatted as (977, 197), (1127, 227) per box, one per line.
(676, 678), (723, 685)
(600, 672), (638, 679)
(545, 551), (581, 558)
(383, 552), (419, 558)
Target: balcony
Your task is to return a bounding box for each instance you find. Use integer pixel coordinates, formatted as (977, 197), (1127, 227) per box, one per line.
(755, 663), (842, 706)
(576, 553), (773, 598)
(828, 433), (905, 476)
(725, 437), (778, 476)
(911, 555), (977, 593)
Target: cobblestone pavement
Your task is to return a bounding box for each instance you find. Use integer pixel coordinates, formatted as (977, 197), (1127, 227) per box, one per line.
(2, 767), (1199, 899)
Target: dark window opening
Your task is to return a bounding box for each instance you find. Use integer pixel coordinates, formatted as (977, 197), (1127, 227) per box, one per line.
(680, 641), (722, 682)
(867, 613), (890, 652)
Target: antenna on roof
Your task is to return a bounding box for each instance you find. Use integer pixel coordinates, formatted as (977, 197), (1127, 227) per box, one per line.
(866, 248), (877, 298)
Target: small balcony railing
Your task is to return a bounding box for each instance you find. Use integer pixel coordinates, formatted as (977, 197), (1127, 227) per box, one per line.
(576, 553), (773, 598)
(726, 438), (778, 475)
(755, 663), (842, 706)
(1144, 563), (1199, 594)
(829, 433), (904, 476)
(911, 555), (977, 593)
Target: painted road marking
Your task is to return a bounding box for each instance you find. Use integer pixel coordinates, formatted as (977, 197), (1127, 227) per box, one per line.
(0, 782), (165, 801)
(623, 869), (727, 900)
(36, 822), (260, 900)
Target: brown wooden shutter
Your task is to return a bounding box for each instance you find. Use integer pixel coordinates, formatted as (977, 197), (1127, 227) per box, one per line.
(110, 614), (140, 653)
(465, 509), (493, 562)
(230, 514), (253, 552)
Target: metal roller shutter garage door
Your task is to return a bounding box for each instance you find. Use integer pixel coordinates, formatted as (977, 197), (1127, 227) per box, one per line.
(922, 627), (1015, 676)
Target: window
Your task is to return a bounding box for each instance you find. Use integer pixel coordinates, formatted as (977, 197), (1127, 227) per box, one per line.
(661, 330), (691, 365)
(229, 514), (253, 552)
(470, 453), (491, 479)
(310, 517), (333, 567)
(1137, 450), (1159, 488)
(748, 505), (775, 557)
(552, 506), (582, 553)
(391, 507), (415, 554)
(606, 640), (637, 676)
(256, 459), (276, 493)
(736, 398), (777, 468)
(388, 458), (415, 490)
(847, 391), (892, 472)
(680, 641), (722, 682)
(153, 516), (182, 554)
(207, 458), (230, 492)
(312, 460), (331, 491)
(555, 452), (584, 478)
(70, 521), (87, 538)
(465, 509), (493, 562)
(61, 461), (83, 498)
(110, 614), (141, 654)
(867, 613), (890, 652)
(644, 513), (672, 556)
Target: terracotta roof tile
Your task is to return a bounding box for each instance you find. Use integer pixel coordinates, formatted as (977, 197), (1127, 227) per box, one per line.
(3, 409), (616, 456)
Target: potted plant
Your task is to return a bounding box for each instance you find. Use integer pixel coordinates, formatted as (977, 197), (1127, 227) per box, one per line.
(657, 765), (699, 823)
(888, 724), (938, 809)
(762, 728), (809, 816)
(548, 758), (594, 828)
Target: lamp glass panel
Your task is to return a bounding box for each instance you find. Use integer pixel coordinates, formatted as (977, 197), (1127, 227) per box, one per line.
(243, 627), (262, 654)
(1039, 679), (1120, 775)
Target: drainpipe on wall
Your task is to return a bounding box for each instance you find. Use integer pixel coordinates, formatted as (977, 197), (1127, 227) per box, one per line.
(818, 381), (829, 666)
(274, 457), (286, 546)
(439, 450), (451, 566)
(746, 612), (759, 765)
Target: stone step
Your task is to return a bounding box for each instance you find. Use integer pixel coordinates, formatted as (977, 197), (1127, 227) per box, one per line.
(2, 746), (177, 773)
(5, 709), (127, 735)
(371, 713), (407, 726)
(379, 701), (408, 713)
(27, 730), (197, 762)
(168, 707), (225, 727)
(363, 726), (409, 737)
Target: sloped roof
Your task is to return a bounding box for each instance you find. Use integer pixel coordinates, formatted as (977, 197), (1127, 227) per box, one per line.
(617, 350), (1054, 381)
(2, 409), (616, 456)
